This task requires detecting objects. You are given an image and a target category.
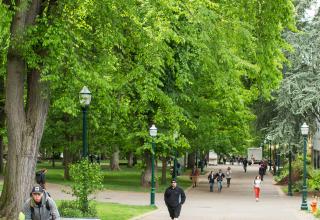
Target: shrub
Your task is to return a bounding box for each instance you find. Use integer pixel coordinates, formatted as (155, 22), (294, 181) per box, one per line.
(59, 200), (97, 218)
(69, 159), (103, 215)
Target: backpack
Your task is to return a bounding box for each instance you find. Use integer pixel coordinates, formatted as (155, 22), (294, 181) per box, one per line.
(35, 171), (45, 184)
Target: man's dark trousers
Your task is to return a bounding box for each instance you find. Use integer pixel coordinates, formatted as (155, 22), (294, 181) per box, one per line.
(167, 204), (182, 219)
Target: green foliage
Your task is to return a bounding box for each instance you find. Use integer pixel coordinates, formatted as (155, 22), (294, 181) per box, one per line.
(308, 170), (320, 191)
(58, 200), (97, 218)
(69, 159), (103, 214)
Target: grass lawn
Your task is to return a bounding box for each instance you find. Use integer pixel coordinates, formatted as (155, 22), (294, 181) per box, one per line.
(96, 202), (156, 220)
(37, 161), (192, 192)
(56, 200), (156, 220)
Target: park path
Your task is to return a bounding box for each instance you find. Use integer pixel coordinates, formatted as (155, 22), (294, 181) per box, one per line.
(47, 164), (316, 220)
(137, 164), (316, 220)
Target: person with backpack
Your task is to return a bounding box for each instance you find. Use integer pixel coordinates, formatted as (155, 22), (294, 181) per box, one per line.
(215, 169), (225, 192)
(35, 168), (47, 189)
(23, 185), (60, 220)
(253, 175), (262, 202)
(243, 158), (248, 173)
(207, 171), (216, 192)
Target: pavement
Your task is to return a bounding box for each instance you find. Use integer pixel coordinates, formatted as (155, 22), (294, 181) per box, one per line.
(47, 164), (317, 220)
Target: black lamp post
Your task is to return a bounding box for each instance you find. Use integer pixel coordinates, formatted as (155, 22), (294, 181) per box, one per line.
(79, 86), (92, 158)
(267, 135), (272, 171)
(172, 131), (178, 179)
(288, 143), (293, 196)
(300, 122), (309, 210)
(276, 145), (280, 176)
(149, 124), (157, 206)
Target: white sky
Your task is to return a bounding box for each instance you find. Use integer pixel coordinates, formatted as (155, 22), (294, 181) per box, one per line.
(303, 0), (320, 22)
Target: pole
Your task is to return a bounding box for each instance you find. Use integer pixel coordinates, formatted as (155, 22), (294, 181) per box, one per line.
(173, 149), (177, 179)
(301, 134), (308, 210)
(276, 149), (280, 176)
(150, 140), (156, 206)
(269, 140), (272, 171)
(288, 144), (293, 196)
(82, 106), (88, 158)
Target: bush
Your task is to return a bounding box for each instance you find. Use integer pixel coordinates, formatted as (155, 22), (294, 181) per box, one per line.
(69, 159), (103, 215)
(59, 200), (97, 218)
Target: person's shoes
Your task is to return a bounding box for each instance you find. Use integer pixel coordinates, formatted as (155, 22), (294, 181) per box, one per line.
(256, 198), (259, 202)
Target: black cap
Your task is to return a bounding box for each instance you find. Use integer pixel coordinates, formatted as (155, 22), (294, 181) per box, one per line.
(31, 186), (44, 193)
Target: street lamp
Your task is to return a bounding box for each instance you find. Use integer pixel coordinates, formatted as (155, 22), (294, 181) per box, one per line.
(149, 124), (157, 206)
(79, 86), (92, 158)
(300, 122), (309, 210)
(173, 131), (178, 180)
(288, 143), (293, 196)
(267, 135), (272, 171)
(276, 145), (280, 176)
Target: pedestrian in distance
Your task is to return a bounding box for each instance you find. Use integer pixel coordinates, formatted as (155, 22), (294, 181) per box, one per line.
(164, 179), (186, 220)
(243, 158), (248, 172)
(215, 169), (225, 192)
(23, 185), (60, 220)
(190, 166), (200, 188)
(258, 164), (265, 181)
(35, 168), (47, 190)
(253, 175), (262, 202)
(207, 171), (216, 192)
(226, 167), (232, 187)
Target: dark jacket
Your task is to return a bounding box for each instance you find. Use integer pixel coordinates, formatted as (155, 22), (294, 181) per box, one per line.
(208, 173), (215, 183)
(164, 186), (186, 207)
(23, 192), (60, 220)
(215, 172), (225, 182)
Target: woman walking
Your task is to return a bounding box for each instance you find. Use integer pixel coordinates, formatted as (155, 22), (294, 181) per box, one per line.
(253, 175), (262, 201)
(226, 167), (232, 187)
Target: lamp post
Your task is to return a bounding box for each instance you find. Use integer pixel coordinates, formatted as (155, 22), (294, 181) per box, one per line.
(79, 86), (92, 158)
(149, 124), (157, 206)
(267, 135), (272, 171)
(173, 131), (178, 179)
(300, 122), (309, 210)
(276, 145), (280, 176)
(288, 143), (293, 196)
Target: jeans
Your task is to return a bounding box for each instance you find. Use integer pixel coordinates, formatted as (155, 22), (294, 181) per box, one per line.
(217, 181), (222, 192)
(209, 182), (214, 192)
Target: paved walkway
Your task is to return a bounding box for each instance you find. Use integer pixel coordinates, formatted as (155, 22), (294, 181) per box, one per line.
(47, 164), (316, 220)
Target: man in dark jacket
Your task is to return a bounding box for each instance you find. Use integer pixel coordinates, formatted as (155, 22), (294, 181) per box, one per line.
(164, 179), (186, 220)
(23, 185), (60, 220)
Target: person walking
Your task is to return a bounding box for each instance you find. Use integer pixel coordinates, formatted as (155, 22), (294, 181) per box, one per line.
(35, 168), (47, 189)
(190, 166), (200, 188)
(207, 171), (215, 192)
(258, 164), (265, 181)
(226, 167), (232, 187)
(215, 169), (225, 192)
(23, 185), (60, 220)
(243, 158), (248, 173)
(253, 175), (262, 202)
(164, 179), (186, 220)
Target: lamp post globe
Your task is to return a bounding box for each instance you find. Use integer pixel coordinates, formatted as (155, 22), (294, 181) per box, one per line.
(149, 124), (157, 206)
(300, 122), (309, 210)
(79, 86), (91, 158)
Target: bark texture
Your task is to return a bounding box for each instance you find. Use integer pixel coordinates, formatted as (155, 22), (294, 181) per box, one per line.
(161, 157), (167, 185)
(0, 1), (49, 219)
(0, 74), (4, 174)
(127, 151), (134, 167)
(110, 145), (120, 170)
(141, 151), (157, 188)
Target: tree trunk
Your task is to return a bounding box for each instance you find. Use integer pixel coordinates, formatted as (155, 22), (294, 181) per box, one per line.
(0, 74), (4, 174)
(0, 66), (49, 219)
(0, 2), (50, 218)
(161, 157), (167, 185)
(110, 145), (120, 170)
(127, 151), (134, 167)
(187, 152), (195, 169)
(141, 151), (157, 188)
